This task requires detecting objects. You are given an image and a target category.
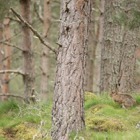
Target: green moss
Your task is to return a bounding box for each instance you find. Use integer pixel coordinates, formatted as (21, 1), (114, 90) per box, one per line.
(100, 118), (126, 131)
(85, 92), (97, 101)
(0, 129), (5, 139)
(86, 116), (126, 131)
(13, 122), (38, 140)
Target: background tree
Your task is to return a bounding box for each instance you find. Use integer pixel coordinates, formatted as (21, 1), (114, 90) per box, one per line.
(100, 0), (139, 93)
(0, 22), (3, 94)
(1, 17), (12, 101)
(52, 0), (91, 139)
(93, 0), (105, 93)
(85, 0), (96, 92)
(0, 0), (12, 21)
(20, 0), (35, 101)
(40, 0), (51, 100)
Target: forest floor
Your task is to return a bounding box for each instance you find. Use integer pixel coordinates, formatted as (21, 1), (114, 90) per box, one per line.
(0, 92), (140, 140)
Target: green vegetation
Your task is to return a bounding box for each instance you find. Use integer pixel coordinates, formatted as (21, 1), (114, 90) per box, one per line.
(0, 100), (52, 140)
(0, 93), (140, 140)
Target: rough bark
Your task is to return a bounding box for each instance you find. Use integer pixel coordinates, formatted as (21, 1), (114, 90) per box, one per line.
(20, 0), (35, 100)
(52, 0), (91, 139)
(1, 18), (11, 101)
(40, 0), (51, 100)
(117, 30), (137, 93)
(100, 0), (138, 93)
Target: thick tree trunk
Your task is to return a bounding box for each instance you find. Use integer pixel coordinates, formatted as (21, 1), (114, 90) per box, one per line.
(117, 30), (137, 93)
(40, 0), (51, 100)
(20, 0), (35, 100)
(1, 18), (11, 101)
(52, 0), (91, 139)
(100, 0), (137, 93)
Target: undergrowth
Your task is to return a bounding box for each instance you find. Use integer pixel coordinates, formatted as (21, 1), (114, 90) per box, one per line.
(0, 92), (140, 140)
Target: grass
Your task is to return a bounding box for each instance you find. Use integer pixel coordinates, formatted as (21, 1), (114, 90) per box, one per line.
(75, 92), (140, 140)
(0, 92), (140, 140)
(0, 100), (52, 140)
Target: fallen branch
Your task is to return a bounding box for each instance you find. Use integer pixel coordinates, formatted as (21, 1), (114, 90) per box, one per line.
(0, 70), (24, 75)
(11, 8), (57, 55)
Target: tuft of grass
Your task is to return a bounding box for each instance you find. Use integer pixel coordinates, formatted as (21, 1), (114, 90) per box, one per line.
(84, 92), (100, 109)
(0, 100), (52, 140)
(134, 93), (140, 104)
(0, 100), (19, 116)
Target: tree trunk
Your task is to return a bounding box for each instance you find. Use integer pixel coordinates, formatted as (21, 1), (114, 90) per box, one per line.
(93, 0), (105, 93)
(40, 0), (51, 100)
(100, 0), (113, 93)
(20, 0), (35, 101)
(1, 18), (11, 101)
(117, 30), (137, 93)
(52, 0), (91, 139)
(0, 22), (3, 94)
(100, 0), (137, 93)
(85, 1), (96, 92)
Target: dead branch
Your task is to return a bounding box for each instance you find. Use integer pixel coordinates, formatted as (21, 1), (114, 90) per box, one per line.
(0, 70), (24, 75)
(1, 41), (23, 51)
(0, 30), (22, 43)
(0, 93), (25, 100)
(10, 8), (57, 55)
(5, 16), (21, 24)
(34, 2), (43, 23)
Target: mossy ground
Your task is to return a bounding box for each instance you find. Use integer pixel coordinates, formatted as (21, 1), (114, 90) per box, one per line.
(0, 99), (52, 140)
(0, 92), (140, 140)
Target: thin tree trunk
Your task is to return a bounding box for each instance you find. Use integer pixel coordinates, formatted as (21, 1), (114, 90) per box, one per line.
(100, 0), (113, 93)
(0, 22), (3, 94)
(85, 1), (96, 92)
(134, 47), (140, 90)
(40, 0), (51, 100)
(52, 0), (91, 139)
(93, 0), (105, 93)
(1, 18), (11, 101)
(20, 0), (35, 101)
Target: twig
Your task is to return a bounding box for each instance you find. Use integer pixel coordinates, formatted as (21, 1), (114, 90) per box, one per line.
(5, 16), (21, 24)
(10, 8), (57, 55)
(1, 41), (23, 51)
(0, 70), (24, 75)
(34, 2), (43, 23)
